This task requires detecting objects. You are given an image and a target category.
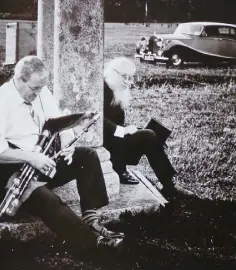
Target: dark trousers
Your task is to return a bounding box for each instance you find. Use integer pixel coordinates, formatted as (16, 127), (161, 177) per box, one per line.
(108, 129), (177, 188)
(0, 147), (108, 249)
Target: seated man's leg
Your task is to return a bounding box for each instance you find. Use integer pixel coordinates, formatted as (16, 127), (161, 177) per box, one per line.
(123, 129), (195, 197)
(134, 130), (176, 186)
(109, 140), (140, 185)
(0, 162), (123, 251)
(23, 185), (123, 251)
(111, 154), (140, 185)
(49, 146), (124, 239)
(23, 185), (97, 249)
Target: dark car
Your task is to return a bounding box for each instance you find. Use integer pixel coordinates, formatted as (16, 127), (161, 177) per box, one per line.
(135, 22), (236, 67)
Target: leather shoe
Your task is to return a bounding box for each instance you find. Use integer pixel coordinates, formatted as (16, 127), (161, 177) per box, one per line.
(90, 220), (125, 239)
(118, 171), (139, 185)
(162, 183), (196, 199)
(97, 236), (123, 252)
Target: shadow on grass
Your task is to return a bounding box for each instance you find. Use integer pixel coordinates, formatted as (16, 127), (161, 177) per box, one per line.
(0, 196), (236, 270)
(136, 73), (236, 89)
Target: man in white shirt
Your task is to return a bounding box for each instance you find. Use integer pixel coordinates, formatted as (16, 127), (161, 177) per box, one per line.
(0, 56), (124, 251)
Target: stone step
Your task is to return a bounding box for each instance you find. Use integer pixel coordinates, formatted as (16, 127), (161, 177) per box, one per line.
(0, 178), (163, 242)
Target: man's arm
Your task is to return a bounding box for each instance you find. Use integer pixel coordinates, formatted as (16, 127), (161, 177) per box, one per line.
(40, 87), (75, 147)
(104, 118), (137, 138)
(104, 118), (125, 138)
(0, 148), (56, 174)
(0, 148), (34, 164)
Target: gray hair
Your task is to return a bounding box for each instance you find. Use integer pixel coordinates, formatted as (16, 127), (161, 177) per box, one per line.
(14, 56), (48, 82)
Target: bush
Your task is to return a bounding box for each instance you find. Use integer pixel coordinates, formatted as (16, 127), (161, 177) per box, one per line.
(0, 65), (14, 86)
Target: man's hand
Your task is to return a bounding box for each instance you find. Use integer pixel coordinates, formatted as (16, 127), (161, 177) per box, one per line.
(29, 152), (56, 175)
(124, 125), (138, 135)
(59, 145), (75, 165)
(60, 130), (75, 165)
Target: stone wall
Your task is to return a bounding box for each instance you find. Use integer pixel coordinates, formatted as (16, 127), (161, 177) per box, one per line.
(0, 20), (37, 64)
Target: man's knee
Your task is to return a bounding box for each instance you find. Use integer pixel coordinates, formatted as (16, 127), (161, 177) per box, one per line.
(24, 186), (66, 214)
(72, 147), (100, 170)
(137, 129), (156, 142)
(136, 129), (163, 152)
(73, 147), (98, 160)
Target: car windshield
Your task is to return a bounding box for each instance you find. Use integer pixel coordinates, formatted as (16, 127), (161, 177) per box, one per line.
(174, 24), (203, 35)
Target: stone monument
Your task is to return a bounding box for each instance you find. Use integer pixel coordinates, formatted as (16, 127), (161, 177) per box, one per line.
(37, 0), (120, 204)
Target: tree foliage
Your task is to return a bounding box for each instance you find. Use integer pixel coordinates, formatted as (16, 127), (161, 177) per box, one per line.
(0, 0), (37, 19)
(104, 0), (236, 23)
(0, 0), (236, 23)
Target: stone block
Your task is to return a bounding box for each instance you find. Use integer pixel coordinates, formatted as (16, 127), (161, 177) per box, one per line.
(0, 176), (162, 242)
(101, 160), (113, 174)
(54, 0), (104, 146)
(103, 172), (120, 201)
(98, 180), (162, 222)
(96, 147), (111, 162)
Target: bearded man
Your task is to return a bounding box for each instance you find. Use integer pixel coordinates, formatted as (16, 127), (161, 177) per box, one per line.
(103, 57), (194, 198)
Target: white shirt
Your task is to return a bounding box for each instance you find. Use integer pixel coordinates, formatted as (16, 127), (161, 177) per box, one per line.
(0, 79), (72, 153)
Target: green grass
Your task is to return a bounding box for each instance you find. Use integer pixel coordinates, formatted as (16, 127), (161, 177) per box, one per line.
(104, 23), (176, 59)
(105, 23), (236, 201)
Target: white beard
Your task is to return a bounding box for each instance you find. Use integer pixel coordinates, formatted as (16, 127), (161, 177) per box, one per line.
(111, 87), (132, 109)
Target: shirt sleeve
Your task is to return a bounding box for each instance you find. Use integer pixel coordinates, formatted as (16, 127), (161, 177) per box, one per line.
(40, 86), (62, 119)
(0, 97), (9, 154)
(40, 86), (74, 138)
(114, 125), (125, 138)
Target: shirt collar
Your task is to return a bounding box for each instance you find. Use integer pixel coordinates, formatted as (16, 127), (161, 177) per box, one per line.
(10, 78), (30, 105)
(9, 78), (25, 104)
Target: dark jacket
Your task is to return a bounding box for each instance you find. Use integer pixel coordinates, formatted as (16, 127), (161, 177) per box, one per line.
(103, 82), (125, 150)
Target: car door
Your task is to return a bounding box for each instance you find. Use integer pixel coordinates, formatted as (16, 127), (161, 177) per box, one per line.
(215, 27), (236, 58)
(193, 26), (236, 59)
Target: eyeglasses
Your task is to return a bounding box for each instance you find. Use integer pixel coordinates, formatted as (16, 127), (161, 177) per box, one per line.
(113, 68), (134, 82)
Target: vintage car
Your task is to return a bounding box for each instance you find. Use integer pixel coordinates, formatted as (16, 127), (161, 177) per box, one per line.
(135, 22), (236, 67)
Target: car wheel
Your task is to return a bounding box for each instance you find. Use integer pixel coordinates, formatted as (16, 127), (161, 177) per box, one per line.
(140, 58), (144, 63)
(169, 52), (183, 67)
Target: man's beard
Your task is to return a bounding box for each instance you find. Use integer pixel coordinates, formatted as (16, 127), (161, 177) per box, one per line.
(111, 87), (132, 109)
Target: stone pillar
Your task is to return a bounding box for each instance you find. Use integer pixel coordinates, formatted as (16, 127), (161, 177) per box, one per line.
(54, 0), (103, 146)
(53, 0), (119, 200)
(37, 0), (55, 91)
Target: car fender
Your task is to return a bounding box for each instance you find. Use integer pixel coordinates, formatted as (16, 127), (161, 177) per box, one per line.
(163, 39), (235, 60)
(163, 40), (201, 58)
